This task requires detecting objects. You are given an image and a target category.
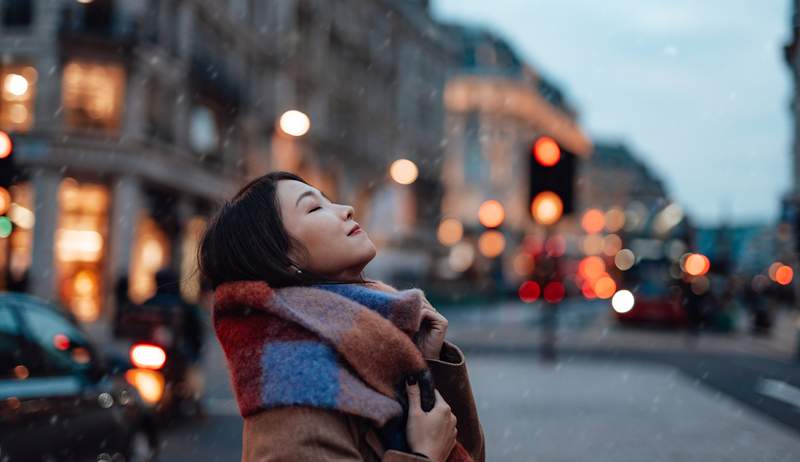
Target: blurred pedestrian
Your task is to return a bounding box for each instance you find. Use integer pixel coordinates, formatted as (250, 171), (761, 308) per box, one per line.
(199, 171), (485, 462)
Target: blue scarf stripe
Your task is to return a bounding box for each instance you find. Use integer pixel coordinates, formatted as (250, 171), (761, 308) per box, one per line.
(260, 340), (340, 408)
(313, 284), (397, 319)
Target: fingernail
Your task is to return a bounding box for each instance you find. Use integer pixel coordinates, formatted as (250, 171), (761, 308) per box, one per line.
(406, 375), (417, 385)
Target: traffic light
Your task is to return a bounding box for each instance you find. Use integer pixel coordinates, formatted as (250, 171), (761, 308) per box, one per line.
(529, 136), (575, 225)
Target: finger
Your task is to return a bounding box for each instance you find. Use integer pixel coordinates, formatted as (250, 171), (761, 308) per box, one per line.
(418, 370), (436, 412)
(433, 389), (450, 410)
(420, 309), (447, 324)
(405, 376), (421, 410)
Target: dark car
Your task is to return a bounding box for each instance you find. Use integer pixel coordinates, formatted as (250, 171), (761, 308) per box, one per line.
(0, 291), (158, 461)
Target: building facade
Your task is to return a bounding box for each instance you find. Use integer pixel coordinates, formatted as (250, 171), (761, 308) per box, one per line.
(435, 24), (591, 292)
(0, 0), (459, 323)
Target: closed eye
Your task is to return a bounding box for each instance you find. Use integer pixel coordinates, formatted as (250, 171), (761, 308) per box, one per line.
(308, 206), (321, 213)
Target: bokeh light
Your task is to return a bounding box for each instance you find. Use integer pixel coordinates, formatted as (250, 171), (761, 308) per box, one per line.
(532, 136), (561, 166)
(0, 187), (10, 215)
(775, 265), (794, 286)
(602, 234), (622, 256)
(581, 209), (605, 234)
(478, 199), (505, 228)
(389, 159), (419, 185)
(278, 109), (310, 136)
(593, 275), (616, 299)
(518, 281), (541, 303)
(4, 73), (28, 97)
(614, 249), (636, 271)
(683, 253), (710, 276)
(448, 242), (474, 272)
(531, 191), (563, 225)
(579, 256), (606, 281)
(612, 290), (635, 313)
(543, 281), (565, 303)
(478, 230), (505, 258)
(604, 208), (626, 232)
(437, 218), (463, 246)
(0, 216), (12, 238)
(0, 131), (12, 159)
(581, 234), (604, 255)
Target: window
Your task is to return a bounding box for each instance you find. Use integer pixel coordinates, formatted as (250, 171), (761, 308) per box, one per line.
(2, 0), (33, 27)
(0, 65), (37, 132)
(62, 61), (125, 133)
(16, 302), (94, 376)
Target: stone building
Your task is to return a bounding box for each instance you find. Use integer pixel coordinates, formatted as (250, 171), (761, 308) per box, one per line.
(0, 0), (459, 323)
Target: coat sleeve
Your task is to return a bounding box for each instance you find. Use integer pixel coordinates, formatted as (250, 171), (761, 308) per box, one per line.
(427, 341), (486, 462)
(242, 405), (429, 462)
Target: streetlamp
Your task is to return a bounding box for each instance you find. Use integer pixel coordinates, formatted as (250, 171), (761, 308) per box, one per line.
(278, 110), (310, 137)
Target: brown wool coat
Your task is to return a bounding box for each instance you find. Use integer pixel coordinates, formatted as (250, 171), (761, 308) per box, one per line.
(241, 341), (485, 462)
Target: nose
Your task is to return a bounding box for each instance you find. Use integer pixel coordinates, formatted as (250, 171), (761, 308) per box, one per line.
(340, 204), (354, 220)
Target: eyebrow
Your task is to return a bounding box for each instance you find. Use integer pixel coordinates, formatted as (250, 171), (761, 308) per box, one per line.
(295, 189), (331, 208)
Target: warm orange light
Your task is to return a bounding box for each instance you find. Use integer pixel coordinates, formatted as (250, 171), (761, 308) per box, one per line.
(437, 218), (463, 246)
(533, 137), (561, 167)
(684, 253), (710, 276)
(593, 275), (617, 299)
(531, 191), (563, 225)
(579, 256), (606, 281)
(776, 265), (794, 286)
(581, 209), (605, 234)
(389, 159), (419, 185)
(604, 208), (626, 232)
(0, 187), (10, 215)
(125, 369), (165, 404)
(130, 344), (167, 370)
(478, 200), (505, 228)
(0, 131), (11, 159)
(478, 230), (505, 258)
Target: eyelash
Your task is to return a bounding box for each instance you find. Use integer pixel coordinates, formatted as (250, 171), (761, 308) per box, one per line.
(309, 206), (321, 213)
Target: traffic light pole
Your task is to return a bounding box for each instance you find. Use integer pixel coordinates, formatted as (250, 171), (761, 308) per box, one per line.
(539, 224), (559, 363)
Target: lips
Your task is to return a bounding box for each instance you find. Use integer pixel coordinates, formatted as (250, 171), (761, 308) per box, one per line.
(347, 224), (362, 236)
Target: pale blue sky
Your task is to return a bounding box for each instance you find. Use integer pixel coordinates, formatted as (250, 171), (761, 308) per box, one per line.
(433, 1), (793, 226)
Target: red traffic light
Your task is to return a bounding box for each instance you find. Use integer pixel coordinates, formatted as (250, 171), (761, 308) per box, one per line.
(532, 136), (560, 167)
(0, 131), (11, 160)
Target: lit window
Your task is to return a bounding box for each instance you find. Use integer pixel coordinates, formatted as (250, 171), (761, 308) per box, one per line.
(0, 65), (37, 132)
(56, 178), (110, 322)
(62, 61), (125, 132)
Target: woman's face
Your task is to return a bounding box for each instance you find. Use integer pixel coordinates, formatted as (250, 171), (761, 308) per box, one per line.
(277, 179), (377, 281)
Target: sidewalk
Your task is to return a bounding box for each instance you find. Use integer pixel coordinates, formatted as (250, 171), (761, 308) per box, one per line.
(443, 300), (800, 362)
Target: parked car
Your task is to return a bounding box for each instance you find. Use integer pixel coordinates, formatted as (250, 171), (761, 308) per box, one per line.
(0, 291), (158, 461)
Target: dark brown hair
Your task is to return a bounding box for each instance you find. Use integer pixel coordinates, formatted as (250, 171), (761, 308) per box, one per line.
(197, 171), (369, 289)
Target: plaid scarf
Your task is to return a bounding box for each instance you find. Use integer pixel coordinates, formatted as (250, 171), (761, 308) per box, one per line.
(213, 279), (472, 461)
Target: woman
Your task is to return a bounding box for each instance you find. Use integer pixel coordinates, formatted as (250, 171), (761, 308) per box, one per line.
(198, 171), (485, 462)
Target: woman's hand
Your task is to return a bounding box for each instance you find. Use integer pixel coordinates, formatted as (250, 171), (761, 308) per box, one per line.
(415, 298), (448, 360)
(406, 379), (457, 462)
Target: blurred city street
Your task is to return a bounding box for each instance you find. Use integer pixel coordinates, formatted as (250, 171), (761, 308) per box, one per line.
(152, 301), (800, 461)
(1, 0), (800, 460)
